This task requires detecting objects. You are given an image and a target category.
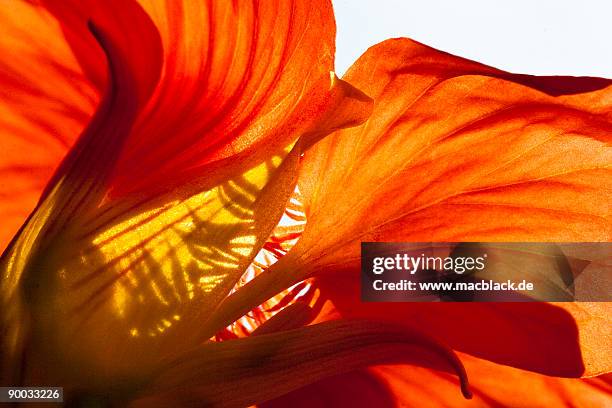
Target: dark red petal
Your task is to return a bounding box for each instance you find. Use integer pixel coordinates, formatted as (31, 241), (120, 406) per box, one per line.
(262, 355), (612, 407)
(315, 273), (602, 378)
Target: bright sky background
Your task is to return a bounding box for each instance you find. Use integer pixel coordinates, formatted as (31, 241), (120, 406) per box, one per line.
(333, 0), (612, 77)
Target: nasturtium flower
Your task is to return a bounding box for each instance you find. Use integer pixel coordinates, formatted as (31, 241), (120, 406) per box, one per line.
(0, 1), (610, 407)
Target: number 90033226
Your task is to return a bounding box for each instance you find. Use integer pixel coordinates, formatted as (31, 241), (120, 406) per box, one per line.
(1, 387), (63, 402)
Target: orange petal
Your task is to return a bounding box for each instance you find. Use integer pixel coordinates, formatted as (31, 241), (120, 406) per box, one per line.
(2, 1), (375, 392)
(42, 0), (341, 198)
(296, 39), (612, 377)
(0, 1), (98, 252)
(263, 354), (612, 407)
(1, 0), (362, 253)
(297, 38), (610, 249)
(0, 2), (163, 385)
(0, 0), (165, 253)
(220, 38), (611, 377)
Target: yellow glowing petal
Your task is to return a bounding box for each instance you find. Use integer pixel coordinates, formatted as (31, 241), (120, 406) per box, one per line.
(1, 144), (302, 387)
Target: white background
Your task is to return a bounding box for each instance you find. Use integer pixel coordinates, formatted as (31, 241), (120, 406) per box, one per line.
(333, 0), (612, 77)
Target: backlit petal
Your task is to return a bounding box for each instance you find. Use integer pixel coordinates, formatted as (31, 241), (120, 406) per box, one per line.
(298, 39), (611, 248)
(2, 0), (376, 395)
(0, 1), (97, 252)
(42, 0), (342, 198)
(1, 0), (366, 253)
(0, 2), (163, 386)
(214, 38), (612, 376)
(298, 39), (612, 377)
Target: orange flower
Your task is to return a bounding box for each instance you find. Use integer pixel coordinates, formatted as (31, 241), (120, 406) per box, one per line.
(0, 1), (610, 407)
